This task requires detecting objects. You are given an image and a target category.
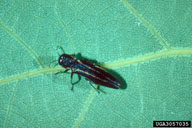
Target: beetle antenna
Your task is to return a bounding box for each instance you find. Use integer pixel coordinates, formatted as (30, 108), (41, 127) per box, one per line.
(49, 60), (58, 68)
(57, 46), (65, 56)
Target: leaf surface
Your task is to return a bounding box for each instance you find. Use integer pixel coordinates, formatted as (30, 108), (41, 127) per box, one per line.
(0, 0), (192, 127)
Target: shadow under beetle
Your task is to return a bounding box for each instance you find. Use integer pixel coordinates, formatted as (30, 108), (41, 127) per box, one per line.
(56, 46), (121, 91)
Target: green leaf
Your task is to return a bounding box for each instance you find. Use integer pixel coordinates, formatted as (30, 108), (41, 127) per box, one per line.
(0, 0), (192, 127)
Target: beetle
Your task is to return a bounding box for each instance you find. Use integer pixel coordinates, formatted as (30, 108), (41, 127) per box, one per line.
(56, 47), (121, 91)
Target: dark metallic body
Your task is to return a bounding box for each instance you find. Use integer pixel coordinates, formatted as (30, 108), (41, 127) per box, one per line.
(58, 54), (121, 89)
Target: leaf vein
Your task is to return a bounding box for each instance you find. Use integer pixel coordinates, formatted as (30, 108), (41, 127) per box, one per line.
(0, 21), (45, 67)
(121, 0), (170, 50)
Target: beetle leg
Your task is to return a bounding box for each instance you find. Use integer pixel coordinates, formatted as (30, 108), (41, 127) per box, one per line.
(88, 81), (100, 93)
(71, 72), (74, 90)
(55, 69), (69, 75)
(77, 74), (81, 83)
(85, 78), (104, 93)
(71, 73), (81, 91)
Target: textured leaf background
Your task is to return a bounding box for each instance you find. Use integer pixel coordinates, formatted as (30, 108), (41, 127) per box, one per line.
(0, 0), (192, 127)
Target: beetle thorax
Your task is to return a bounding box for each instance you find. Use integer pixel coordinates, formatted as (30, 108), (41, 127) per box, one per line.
(58, 55), (76, 68)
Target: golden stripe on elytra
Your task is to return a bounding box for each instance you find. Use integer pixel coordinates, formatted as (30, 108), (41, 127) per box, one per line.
(72, 68), (107, 83)
(77, 59), (102, 73)
(72, 68), (119, 88)
(75, 59), (118, 86)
